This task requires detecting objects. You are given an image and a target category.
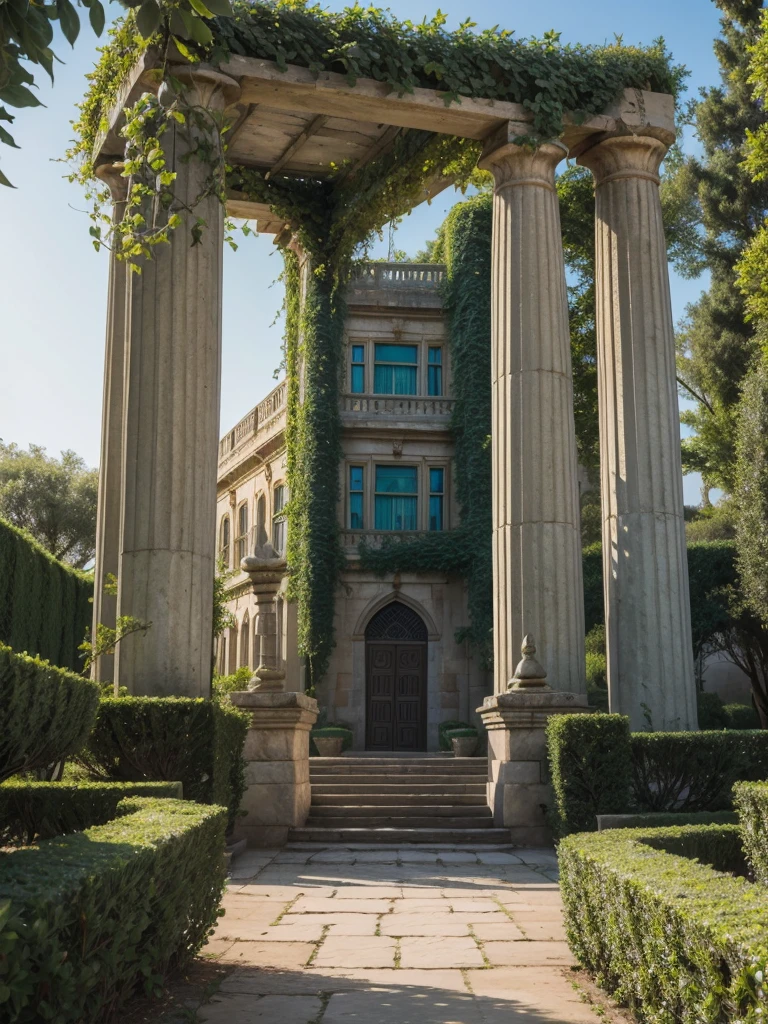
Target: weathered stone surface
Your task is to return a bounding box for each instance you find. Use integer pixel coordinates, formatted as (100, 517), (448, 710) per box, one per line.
(399, 935), (484, 969)
(311, 935), (397, 969)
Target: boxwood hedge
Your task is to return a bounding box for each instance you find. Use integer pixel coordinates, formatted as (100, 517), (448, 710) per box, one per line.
(734, 780), (768, 884)
(0, 797), (227, 1024)
(559, 824), (768, 1023)
(0, 780), (183, 846)
(0, 643), (99, 782)
(74, 697), (248, 833)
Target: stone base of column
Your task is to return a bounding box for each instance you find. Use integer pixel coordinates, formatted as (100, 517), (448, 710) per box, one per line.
(478, 691), (590, 845)
(230, 690), (318, 847)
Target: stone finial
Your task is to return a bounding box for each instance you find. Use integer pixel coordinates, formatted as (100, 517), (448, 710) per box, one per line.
(248, 667), (285, 693)
(508, 635), (550, 691)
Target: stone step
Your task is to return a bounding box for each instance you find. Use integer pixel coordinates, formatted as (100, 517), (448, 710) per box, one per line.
(310, 759), (486, 771)
(305, 815), (494, 829)
(310, 782), (486, 796)
(311, 792), (487, 806)
(289, 826), (512, 844)
(310, 803), (492, 817)
(310, 770), (487, 783)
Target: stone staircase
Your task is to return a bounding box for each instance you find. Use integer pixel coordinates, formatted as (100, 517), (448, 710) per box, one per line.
(289, 755), (511, 844)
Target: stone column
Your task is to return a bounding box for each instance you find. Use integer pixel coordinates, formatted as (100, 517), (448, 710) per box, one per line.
(229, 690), (318, 846)
(479, 125), (585, 695)
(115, 69), (239, 697)
(91, 161), (128, 685)
(578, 134), (697, 731)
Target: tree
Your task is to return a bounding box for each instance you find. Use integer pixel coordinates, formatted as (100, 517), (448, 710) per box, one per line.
(672, 0), (768, 494)
(0, 442), (98, 568)
(734, 352), (768, 627)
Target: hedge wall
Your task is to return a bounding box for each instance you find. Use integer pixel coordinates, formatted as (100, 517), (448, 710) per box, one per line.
(0, 779), (183, 846)
(0, 797), (227, 1024)
(0, 518), (93, 671)
(75, 697), (248, 833)
(1, 643), (99, 783)
(734, 780), (768, 885)
(559, 825), (768, 1023)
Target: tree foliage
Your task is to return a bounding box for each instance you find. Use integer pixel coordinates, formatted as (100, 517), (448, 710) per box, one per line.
(0, 442), (98, 568)
(735, 352), (768, 631)
(672, 0), (768, 493)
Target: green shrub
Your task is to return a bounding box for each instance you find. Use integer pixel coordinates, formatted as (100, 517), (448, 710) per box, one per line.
(74, 697), (248, 833)
(0, 797), (227, 1024)
(0, 643), (99, 783)
(697, 690), (729, 729)
(445, 727), (478, 739)
(310, 724), (353, 755)
(0, 779), (182, 845)
(547, 714), (632, 836)
(558, 825), (767, 1022)
(438, 720), (471, 751)
(599, 810), (738, 830)
(734, 780), (768, 884)
(631, 730), (768, 812)
(582, 543), (603, 634)
(725, 702), (761, 729)
(0, 518), (93, 671)
(212, 665), (252, 700)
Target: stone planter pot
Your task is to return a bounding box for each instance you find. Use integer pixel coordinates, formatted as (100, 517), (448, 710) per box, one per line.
(451, 735), (478, 757)
(314, 736), (344, 757)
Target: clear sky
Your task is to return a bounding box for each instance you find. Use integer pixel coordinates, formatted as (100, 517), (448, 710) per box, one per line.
(0, 0), (724, 504)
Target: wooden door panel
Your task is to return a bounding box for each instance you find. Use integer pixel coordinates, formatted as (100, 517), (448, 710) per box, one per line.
(366, 643), (395, 750)
(366, 641), (426, 751)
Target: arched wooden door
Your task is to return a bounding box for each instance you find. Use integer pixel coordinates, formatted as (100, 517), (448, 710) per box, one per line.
(365, 601), (428, 751)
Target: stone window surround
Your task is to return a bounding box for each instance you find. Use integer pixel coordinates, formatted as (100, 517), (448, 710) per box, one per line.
(345, 336), (449, 398)
(343, 456), (451, 533)
(235, 500), (249, 564)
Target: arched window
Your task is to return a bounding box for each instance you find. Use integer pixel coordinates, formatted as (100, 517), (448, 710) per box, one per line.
(272, 484), (287, 554)
(236, 502), (249, 563)
(217, 634), (227, 674)
(255, 494), (268, 548)
(219, 515), (231, 567)
(228, 622), (238, 674)
(240, 612), (250, 668)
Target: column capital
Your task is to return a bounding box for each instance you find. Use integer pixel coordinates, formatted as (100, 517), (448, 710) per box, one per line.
(478, 122), (567, 192)
(576, 133), (669, 188)
(94, 160), (128, 203)
(168, 66), (241, 111)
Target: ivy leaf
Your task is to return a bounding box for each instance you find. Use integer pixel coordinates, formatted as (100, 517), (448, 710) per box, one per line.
(136, 0), (161, 39)
(55, 0), (81, 47)
(88, 0), (106, 36)
(202, 0), (234, 16)
(188, 0), (215, 19)
(0, 85), (44, 109)
(170, 35), (196, 60)
(0, 125), (19, 147)
(0, 166), (15, 188)
(186, 14), (214, 46)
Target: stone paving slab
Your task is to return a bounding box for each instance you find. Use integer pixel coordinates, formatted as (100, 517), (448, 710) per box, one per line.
(483, 940), (576, 967)
(198, 994), (322, 1024)
(311, 935), (398, 968)
(399, 935), (485, 969)
(466, 967), (600, 1023)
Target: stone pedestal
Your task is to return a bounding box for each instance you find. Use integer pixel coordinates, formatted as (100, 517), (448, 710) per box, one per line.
(478, 691), (589, 845)
(230, 690), (318, 847)
(578, 133), (697, 731)
(479, 124), (586, 696)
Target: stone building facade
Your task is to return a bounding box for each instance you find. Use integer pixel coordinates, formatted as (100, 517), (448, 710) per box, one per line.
(216, 264), (490, 751)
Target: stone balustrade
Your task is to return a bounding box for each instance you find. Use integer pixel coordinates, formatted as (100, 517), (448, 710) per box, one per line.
(352, 263), (445, 289)
(219, 380), (287, 460)
(340, 394), (454, 418)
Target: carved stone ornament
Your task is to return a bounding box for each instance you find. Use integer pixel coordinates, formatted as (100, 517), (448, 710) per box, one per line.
(392, 440), (403, 459)
(508, 635), (550, 691)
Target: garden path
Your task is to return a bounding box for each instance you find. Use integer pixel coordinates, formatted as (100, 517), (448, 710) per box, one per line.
(192, 844), (610, 1024)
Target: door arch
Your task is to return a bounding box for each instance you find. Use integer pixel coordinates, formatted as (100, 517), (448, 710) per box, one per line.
(365, 601), (427, 751)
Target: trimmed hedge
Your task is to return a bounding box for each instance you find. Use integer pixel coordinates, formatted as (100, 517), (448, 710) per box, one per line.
(0, 643), (99, 782)
(726, 703), (761, 729)
(438, 720), (472, 751)
(0, 797), (227, 1023)
(0, 517), (93, 671)
(0, 780), (183, 846)
(547, 714), (632, 837)
(734, 781), (768, 884)
(599, 810), (738, 831)
(74, 697), (248, 833)
(559, 824), (768, 1022)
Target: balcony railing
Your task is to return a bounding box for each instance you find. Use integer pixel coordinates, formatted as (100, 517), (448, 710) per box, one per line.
(219, 380), (286, 460)
(341, 529), (427, 552)
(352, 263), (445, 290)
(341, 394), (454, 417)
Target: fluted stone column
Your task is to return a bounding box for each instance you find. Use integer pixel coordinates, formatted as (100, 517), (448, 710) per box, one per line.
(91, 161), (128, 684)
(578, 134), (697, 731)
(479, 125), (585, 695)
(115, 69), (239, 696)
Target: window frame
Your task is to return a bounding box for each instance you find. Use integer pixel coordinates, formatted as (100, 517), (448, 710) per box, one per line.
(374, 463), (419, 532)
(272, 483), (287, 554)
(219, 514), (231, 567)
(373, 343), (419, 396)
(235, 501), (249, 564)
(427, 346), (443, 397)
(349, 465), (365, 530)
(350, 344), (366, 394)
(428, 466), (445, 531)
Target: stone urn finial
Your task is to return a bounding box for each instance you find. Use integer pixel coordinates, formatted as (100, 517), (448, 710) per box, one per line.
(508, 634), (549, 691)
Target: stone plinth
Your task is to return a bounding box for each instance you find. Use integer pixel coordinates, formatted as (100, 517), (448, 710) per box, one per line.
(478, 691), (590, 845)
(230, 690), (318, 847)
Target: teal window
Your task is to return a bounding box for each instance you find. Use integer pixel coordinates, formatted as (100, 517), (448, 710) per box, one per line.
(373, 344), (418, 395)
(428, 347), (443, 396)
(375, 465), (417, 531)
(351, 345), (365, 394)
(429, 468), (444, 531)
(349, 466), (364, 530)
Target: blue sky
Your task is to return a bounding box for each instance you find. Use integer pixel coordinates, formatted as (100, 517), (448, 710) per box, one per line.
(0, 0), (724, 503)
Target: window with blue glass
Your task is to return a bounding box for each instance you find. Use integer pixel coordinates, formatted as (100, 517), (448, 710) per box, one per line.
(429, 468), (444, 531)
(349, 466), (364, 529)
(428, 347), (443, 396)
(373, 344), (418, 395)
(351, 345), (365, 393)
(374, 465), (418, 531)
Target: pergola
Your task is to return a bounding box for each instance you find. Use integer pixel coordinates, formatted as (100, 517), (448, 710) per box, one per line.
(91, 49), (697, 732)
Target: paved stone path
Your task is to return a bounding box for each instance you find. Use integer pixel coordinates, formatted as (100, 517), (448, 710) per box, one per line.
(195, 845), (605, 1024)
